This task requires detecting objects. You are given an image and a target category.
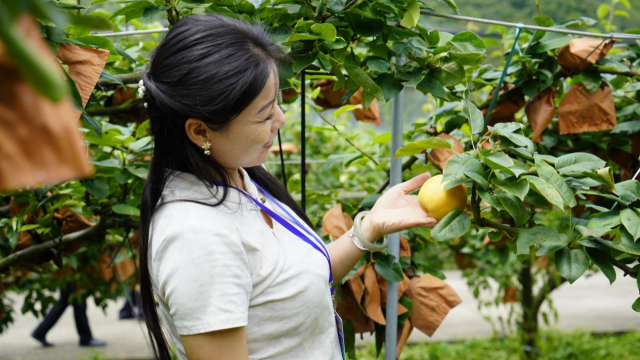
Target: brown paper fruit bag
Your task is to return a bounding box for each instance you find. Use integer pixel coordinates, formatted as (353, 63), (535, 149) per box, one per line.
(0, 16), (95, 191)
(526, 87), (556, 142)
(558, 38), (615, 75)
(558, 83), (617, 134)
(428, 133), (464, 170)
(313, 80), (381, 125)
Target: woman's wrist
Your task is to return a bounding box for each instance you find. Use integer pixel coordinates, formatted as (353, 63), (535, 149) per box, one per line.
(360, 213), (381, 243)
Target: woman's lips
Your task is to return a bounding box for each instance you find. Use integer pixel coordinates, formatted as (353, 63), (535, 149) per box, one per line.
(263, 140), (274, 148)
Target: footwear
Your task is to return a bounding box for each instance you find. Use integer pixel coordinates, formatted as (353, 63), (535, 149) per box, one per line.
(79, 338), (107, 347)
(31, 331), (54, 347)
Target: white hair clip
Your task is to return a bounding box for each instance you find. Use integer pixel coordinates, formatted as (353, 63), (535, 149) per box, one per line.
(138, 79), (148, 108)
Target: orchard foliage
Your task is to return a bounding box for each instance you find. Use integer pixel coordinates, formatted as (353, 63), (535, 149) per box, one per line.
(1, 0), (639, 358)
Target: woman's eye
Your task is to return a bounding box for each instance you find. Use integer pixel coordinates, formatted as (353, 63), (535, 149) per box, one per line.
(264, 112), (274, 122)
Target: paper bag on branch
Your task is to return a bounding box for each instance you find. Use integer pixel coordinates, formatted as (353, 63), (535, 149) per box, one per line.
(558, 83), (617, 134)
(428, 133), (464, 170)
(558, 38), (615, 75)
(53, 206), (96, 256)
(525, 87), (556, 142)
(313, 80), (381, 125)
(269, 142), (299, 155)
(0, 16), (94, 191)
(482, 84), (525, 125)
(405, 274), (462, 336)
(321, 203), (354, 241)
(56, 43), (109, 112)
(336, 282), (375, 333)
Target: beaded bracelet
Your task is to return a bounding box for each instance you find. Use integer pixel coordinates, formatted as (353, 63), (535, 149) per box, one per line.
(347, 211), (389, 252)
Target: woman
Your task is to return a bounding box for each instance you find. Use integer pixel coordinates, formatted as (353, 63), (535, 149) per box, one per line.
(139, 14), (437, 360)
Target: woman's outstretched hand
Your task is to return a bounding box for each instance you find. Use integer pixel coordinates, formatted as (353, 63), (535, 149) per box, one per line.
(361, 172), (438, 242)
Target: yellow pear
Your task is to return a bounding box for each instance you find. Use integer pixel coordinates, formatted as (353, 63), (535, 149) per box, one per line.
(418, 174), (468, 220)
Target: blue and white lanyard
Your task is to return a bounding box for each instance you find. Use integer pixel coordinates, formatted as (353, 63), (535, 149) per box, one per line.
(215, 180), (334, 294)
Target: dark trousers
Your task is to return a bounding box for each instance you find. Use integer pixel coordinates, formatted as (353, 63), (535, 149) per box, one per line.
(32, 282), (92, 343)
(119, 288), (143, 318)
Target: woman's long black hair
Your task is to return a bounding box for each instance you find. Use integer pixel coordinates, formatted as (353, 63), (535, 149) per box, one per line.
(138, 14), (312, 359)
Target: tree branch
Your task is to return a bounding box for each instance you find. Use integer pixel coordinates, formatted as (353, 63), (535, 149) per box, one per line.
(532, 275), (567, 315)
(0, 219), (115, 272)
(97, 71), (145, 86)
(610, 256), (639, 278)
(470, 186), (520, 237)
(0, 205), (9, 217)
(314, 110), (379, 166)
(373, 155), (418, 195)
(86, 102), (139, 116)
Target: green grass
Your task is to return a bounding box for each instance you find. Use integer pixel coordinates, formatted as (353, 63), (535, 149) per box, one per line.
(355, 329), (640, 360)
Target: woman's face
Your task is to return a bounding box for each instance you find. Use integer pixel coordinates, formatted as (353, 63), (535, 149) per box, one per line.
(206, 70), (286, 170)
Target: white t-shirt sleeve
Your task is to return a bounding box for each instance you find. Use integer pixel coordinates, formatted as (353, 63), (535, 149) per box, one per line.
(153, 221), (252, 335)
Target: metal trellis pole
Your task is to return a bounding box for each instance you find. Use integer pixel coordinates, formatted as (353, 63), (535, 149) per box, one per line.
(385, 86), (404, 360)
(301, 70), (306, 212)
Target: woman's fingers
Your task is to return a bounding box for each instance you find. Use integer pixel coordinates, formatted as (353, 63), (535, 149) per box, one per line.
(399, 172), (431, 194)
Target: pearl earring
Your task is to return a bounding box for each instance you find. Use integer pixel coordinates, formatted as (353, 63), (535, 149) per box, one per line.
(202, 141), (211, 155)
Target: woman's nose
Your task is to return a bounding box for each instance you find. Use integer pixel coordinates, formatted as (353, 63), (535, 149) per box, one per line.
(274, 104), (287, 129)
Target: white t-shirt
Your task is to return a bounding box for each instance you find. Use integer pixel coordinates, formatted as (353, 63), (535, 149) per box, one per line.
(148, 167), (342, 360)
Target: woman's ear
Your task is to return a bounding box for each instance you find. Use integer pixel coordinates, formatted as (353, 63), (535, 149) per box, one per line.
(184, 118), (210, 147)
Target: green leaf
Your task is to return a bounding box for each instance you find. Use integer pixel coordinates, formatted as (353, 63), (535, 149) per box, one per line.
(431, 208), (471, 242)
(394, 137), (452, 159)
(93, 159), (121, 168)
(334, 104), (362, 118)
(374, 257), (404, 282)
(517, 226), (569, 257)
(110, 1), (154, 22)
(585, 247), (616, 284)
(376, 73), (403, 102)
(20, 224), (42, 231)
(126, 166), (149, 179)
(434, 60), (465, 87)
(442, 153), (474, 182)
(620, 209), (640, 242)
(525, 176), (565, 210)
(587, 211), (621, 230)
(614, 180), (640, 203)
(580, 70), (602, 93)
(112, 204), (140, 217)
(533, 15), (554, 27)
(535, 157), (577, 208)
(463, 158), (489, 189)
(478, 189), (503, 210)
(597, 4), (609, 19)
(328, 57), (346, 90)
(449, 31), (486, 54)
(611, 121), (640, 134)
(310, 23), (336, 42)
(633, 298), (640, 313)
(416, 76), (448, 100)
(496, 191), (529, 226)
(595, 228), (640, 256)
(82, 179), (109, 199)
(555, 153), (607, 174)
(463, 92), (484, 134)
(400, 0), (420, 28)
(484, 152), (515, 175)
(81, 113), (102, 137)
(443, 178), (470, 192)
(99, 71), (125, 87)
(555, 247), (589, 284)
(442, 0), (459, 14)
(344, 54), (385, 102)
(492, 177), (530, 201)
(531, 32), (572, 53)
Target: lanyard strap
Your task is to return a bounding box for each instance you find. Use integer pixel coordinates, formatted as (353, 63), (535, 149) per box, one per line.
(216, 181), (334, 292)
(253, 181), (329, 258)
